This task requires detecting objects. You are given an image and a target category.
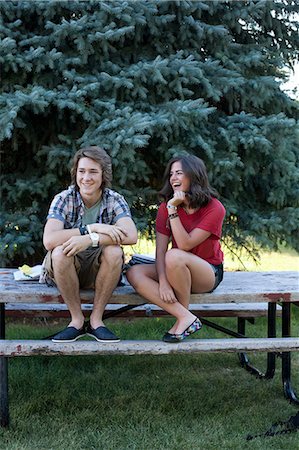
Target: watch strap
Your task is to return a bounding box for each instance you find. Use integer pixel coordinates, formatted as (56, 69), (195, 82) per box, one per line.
(79, 225), (88, 235)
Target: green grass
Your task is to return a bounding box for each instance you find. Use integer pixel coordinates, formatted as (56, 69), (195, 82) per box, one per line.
(1, 316), (299, 450)
(126, 237), (299, 272)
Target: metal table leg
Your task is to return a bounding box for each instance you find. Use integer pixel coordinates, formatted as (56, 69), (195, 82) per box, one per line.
(238, 303), (277, 379)
(282, 302), (299, 404)
(0, 303), (9, 427)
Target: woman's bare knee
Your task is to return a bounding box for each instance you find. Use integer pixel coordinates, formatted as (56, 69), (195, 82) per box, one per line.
(126, 265), (139, 287)
(126, 264), (157, 289)
(165, 248), (185, 271)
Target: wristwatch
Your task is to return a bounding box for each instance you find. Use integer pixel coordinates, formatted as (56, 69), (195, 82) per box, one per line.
(86, 225), (100, 247)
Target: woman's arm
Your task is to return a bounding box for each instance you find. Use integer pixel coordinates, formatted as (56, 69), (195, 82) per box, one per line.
(155, 232), (169, 282)
(166, 192), (211, 251)
(168, 216), (211, 251)
(155, 232), (177, 303)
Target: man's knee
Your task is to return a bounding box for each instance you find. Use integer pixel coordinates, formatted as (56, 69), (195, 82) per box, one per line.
(101, 245), (123, 268)
(52, 246), (73, 268)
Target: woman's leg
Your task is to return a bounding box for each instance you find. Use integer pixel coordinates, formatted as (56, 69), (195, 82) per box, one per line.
(165, 248), (215, 310)
(126, 264), (197, 334)
(162, 249), (215, 334)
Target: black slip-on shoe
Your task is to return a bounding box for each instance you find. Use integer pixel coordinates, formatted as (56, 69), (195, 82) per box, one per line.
(162, 332), (181, 343)
(86, 324), (120, 343)
(52, 325), (86, 343)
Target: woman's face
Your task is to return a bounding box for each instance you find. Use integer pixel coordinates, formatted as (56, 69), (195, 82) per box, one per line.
(169, 161), (190, 193)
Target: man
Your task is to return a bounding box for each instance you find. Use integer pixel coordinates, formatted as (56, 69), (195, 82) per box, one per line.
(43, 146), (138, 343)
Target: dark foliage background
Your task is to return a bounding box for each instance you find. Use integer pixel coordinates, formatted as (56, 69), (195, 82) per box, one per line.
(0, 0), (298, 266)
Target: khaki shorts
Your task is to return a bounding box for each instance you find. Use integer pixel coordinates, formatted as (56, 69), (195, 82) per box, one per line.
(43, 246), (103, 289)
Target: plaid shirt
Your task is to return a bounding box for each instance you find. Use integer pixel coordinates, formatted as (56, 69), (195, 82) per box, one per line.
(47, 186), (132, 228)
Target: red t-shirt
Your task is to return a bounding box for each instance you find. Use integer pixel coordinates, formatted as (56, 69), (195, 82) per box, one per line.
(156, 197), (226, 265)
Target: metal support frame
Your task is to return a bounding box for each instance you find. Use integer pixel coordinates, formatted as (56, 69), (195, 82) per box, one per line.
(197, 317), (246, 338)
(0, 303), (8, 427)
(237, 303), (277, 379)
(282, 302), (299, 404)
(102, 303), (146, 320)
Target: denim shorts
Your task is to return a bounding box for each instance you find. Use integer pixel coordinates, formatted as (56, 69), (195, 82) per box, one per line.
(208, 263), (224, 292)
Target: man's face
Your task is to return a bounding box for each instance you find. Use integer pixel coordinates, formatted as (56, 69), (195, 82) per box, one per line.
(76, 157), (103, 201)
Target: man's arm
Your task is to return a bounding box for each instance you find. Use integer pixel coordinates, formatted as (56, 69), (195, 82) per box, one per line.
(90, 216), (137, 246)
(43, 218), (88, 251)
(114, 216), (138, 245)
(44, 215), (137, 252)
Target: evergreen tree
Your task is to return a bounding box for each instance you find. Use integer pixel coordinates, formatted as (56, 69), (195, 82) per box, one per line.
(0, 0), (298, 266)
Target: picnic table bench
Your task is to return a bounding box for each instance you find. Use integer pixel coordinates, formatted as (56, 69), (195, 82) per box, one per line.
(0, 268), (298, 427)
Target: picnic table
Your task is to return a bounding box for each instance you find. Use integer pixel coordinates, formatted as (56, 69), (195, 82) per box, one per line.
(0, 268), (298, 427)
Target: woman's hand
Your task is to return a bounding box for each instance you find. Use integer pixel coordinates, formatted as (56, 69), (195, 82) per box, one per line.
(159, 280), (178, 303)
(62, 235), (90, 257)
(168, 191), (186, 208)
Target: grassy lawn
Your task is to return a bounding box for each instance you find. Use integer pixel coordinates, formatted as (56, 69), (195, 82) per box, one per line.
(126, 237), (299, 272)
(1, 316), (299, 450)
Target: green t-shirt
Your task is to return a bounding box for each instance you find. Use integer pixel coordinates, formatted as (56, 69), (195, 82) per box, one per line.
(82, 200), (101, 225)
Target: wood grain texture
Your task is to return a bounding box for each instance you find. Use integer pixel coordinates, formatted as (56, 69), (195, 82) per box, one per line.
(4, 302), (282, 319)
(0, 269), (298, 304)
(0, 337), (298, 357)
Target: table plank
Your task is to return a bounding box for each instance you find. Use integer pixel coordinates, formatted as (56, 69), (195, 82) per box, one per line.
(0, 269), (298, 304)
(0, 337), (298, 356)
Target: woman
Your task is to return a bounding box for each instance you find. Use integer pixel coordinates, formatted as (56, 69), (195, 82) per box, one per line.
(126, 154), (226, 343)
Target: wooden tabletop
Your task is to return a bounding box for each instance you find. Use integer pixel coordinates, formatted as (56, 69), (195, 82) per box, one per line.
(0, 269), (298, 305)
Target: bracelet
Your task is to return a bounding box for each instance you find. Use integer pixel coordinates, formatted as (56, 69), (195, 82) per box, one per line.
(167, 204), (177, 211)
(169, 213), (179, 220)
(79, 225), (88, 235)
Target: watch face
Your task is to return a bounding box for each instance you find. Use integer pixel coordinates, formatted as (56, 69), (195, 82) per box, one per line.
(90, 232), (99, 246)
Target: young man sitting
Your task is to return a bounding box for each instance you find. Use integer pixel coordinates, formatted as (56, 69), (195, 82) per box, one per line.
(43, 146), (138, 343)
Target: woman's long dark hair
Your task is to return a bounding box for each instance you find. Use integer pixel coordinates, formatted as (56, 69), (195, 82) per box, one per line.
(158, 155), (218, 208)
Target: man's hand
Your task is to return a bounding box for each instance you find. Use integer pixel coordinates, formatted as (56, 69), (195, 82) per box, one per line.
(92, 224), (128, 244)
(62, 235), (91, 257)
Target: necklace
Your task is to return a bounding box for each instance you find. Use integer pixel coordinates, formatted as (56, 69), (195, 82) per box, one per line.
(183, 205), (198, 215)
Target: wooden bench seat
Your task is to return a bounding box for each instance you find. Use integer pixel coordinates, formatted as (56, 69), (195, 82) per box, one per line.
(4, 301), (282, 319)
(0, 337), (298, 357)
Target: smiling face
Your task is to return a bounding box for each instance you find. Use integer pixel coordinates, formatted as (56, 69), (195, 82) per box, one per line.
(169, 160), (190, 193)
(76, 157), (103, 206)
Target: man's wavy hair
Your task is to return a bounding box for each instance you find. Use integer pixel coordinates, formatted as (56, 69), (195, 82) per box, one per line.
(70, 146), (112, 190)
(158, 154), (219, 208)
